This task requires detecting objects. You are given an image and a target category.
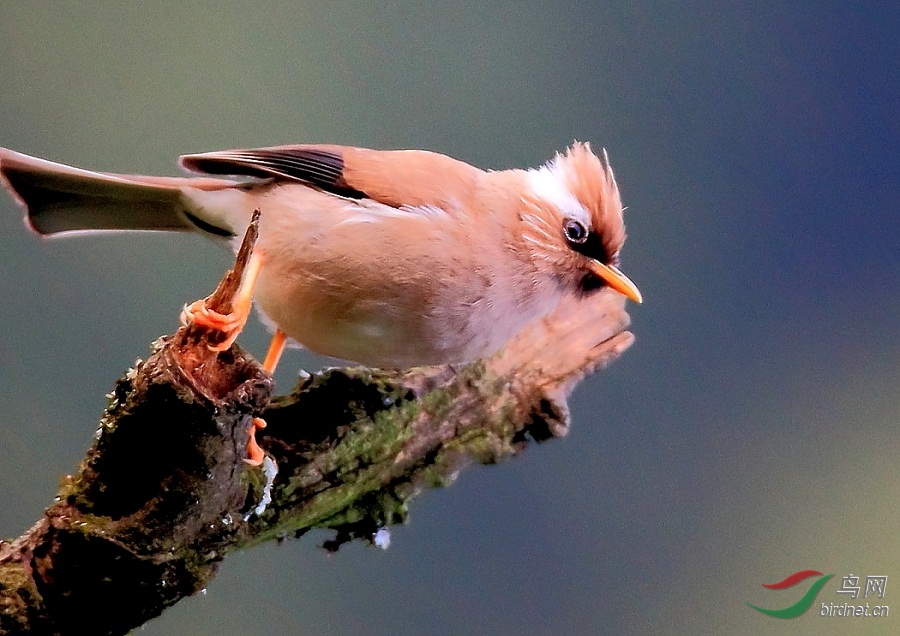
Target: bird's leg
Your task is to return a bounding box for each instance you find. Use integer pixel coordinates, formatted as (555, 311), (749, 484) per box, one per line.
(180, 250), (265, 352)
(181, 250), (271, 465)
(245, 330), (288, 466)
(177, 212), (274, 467)
(262, 329), (288, 373)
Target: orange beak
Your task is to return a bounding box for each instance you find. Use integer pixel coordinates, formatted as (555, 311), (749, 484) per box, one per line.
(588, 261), (643, 304)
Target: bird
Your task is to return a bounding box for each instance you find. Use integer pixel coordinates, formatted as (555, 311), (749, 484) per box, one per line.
(0, 142), (641, 462)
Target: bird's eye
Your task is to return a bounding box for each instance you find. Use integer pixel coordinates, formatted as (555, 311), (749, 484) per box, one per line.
(563, 219), (588, 244)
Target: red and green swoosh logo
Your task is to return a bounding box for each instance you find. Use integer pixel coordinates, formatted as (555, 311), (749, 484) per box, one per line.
(747, 570), (834, 618)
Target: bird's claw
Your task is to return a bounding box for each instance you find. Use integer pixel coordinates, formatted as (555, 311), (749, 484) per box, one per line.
(179, 249), (264, 352)
(243, 417), (267, 466)
(180, 298), (250, 352)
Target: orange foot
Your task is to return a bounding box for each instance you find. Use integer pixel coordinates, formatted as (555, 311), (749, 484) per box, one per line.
(180, 251), (264, 352)
(245, 417), (267, 466)
(179, 250), (273, 466)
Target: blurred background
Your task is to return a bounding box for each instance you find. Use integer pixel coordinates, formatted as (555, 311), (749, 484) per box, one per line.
(0, 2), (896, 634)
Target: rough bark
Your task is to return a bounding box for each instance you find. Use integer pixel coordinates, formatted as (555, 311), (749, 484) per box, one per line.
(0, 216), (633, 635)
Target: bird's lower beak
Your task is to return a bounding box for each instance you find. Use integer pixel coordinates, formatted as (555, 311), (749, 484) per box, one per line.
(588, 261), (643, 304)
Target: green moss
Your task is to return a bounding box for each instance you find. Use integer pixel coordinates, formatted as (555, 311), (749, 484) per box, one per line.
(247, 361), (532, 547)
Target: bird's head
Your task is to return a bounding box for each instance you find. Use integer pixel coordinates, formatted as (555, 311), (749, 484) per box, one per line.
(519, 142), (642, 303)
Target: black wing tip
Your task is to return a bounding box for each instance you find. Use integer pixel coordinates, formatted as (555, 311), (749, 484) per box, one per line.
(180, 148), (367, 199)
(179, 152), (268, 178)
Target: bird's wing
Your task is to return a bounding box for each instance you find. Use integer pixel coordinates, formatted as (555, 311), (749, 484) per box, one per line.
(180, 145), (483, 211)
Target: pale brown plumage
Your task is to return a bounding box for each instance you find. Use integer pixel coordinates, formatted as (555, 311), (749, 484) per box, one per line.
(0, 142), (640, 369)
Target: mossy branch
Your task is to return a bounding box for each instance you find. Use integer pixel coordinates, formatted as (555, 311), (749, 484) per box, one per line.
(0, 216), (633, 635)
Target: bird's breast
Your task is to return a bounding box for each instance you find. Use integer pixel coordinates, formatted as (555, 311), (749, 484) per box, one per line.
(245, 184), (562, 367)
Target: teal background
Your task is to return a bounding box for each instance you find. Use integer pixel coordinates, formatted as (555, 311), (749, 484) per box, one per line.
(1, 3), (897, 634)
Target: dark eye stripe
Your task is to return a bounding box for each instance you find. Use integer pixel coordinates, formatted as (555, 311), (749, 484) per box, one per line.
(569, 230), (612, 264)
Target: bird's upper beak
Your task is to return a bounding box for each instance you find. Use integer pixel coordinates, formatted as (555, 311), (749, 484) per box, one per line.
(588, 261), (643, 304)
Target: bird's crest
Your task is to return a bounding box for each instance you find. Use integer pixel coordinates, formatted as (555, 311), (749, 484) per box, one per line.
(552, 142), (626, 262)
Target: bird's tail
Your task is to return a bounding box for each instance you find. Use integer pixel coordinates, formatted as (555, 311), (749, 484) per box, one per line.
(0, 147), (235, 236)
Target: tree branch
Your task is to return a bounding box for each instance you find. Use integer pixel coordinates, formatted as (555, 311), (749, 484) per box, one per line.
(0, 219), (633, 635)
